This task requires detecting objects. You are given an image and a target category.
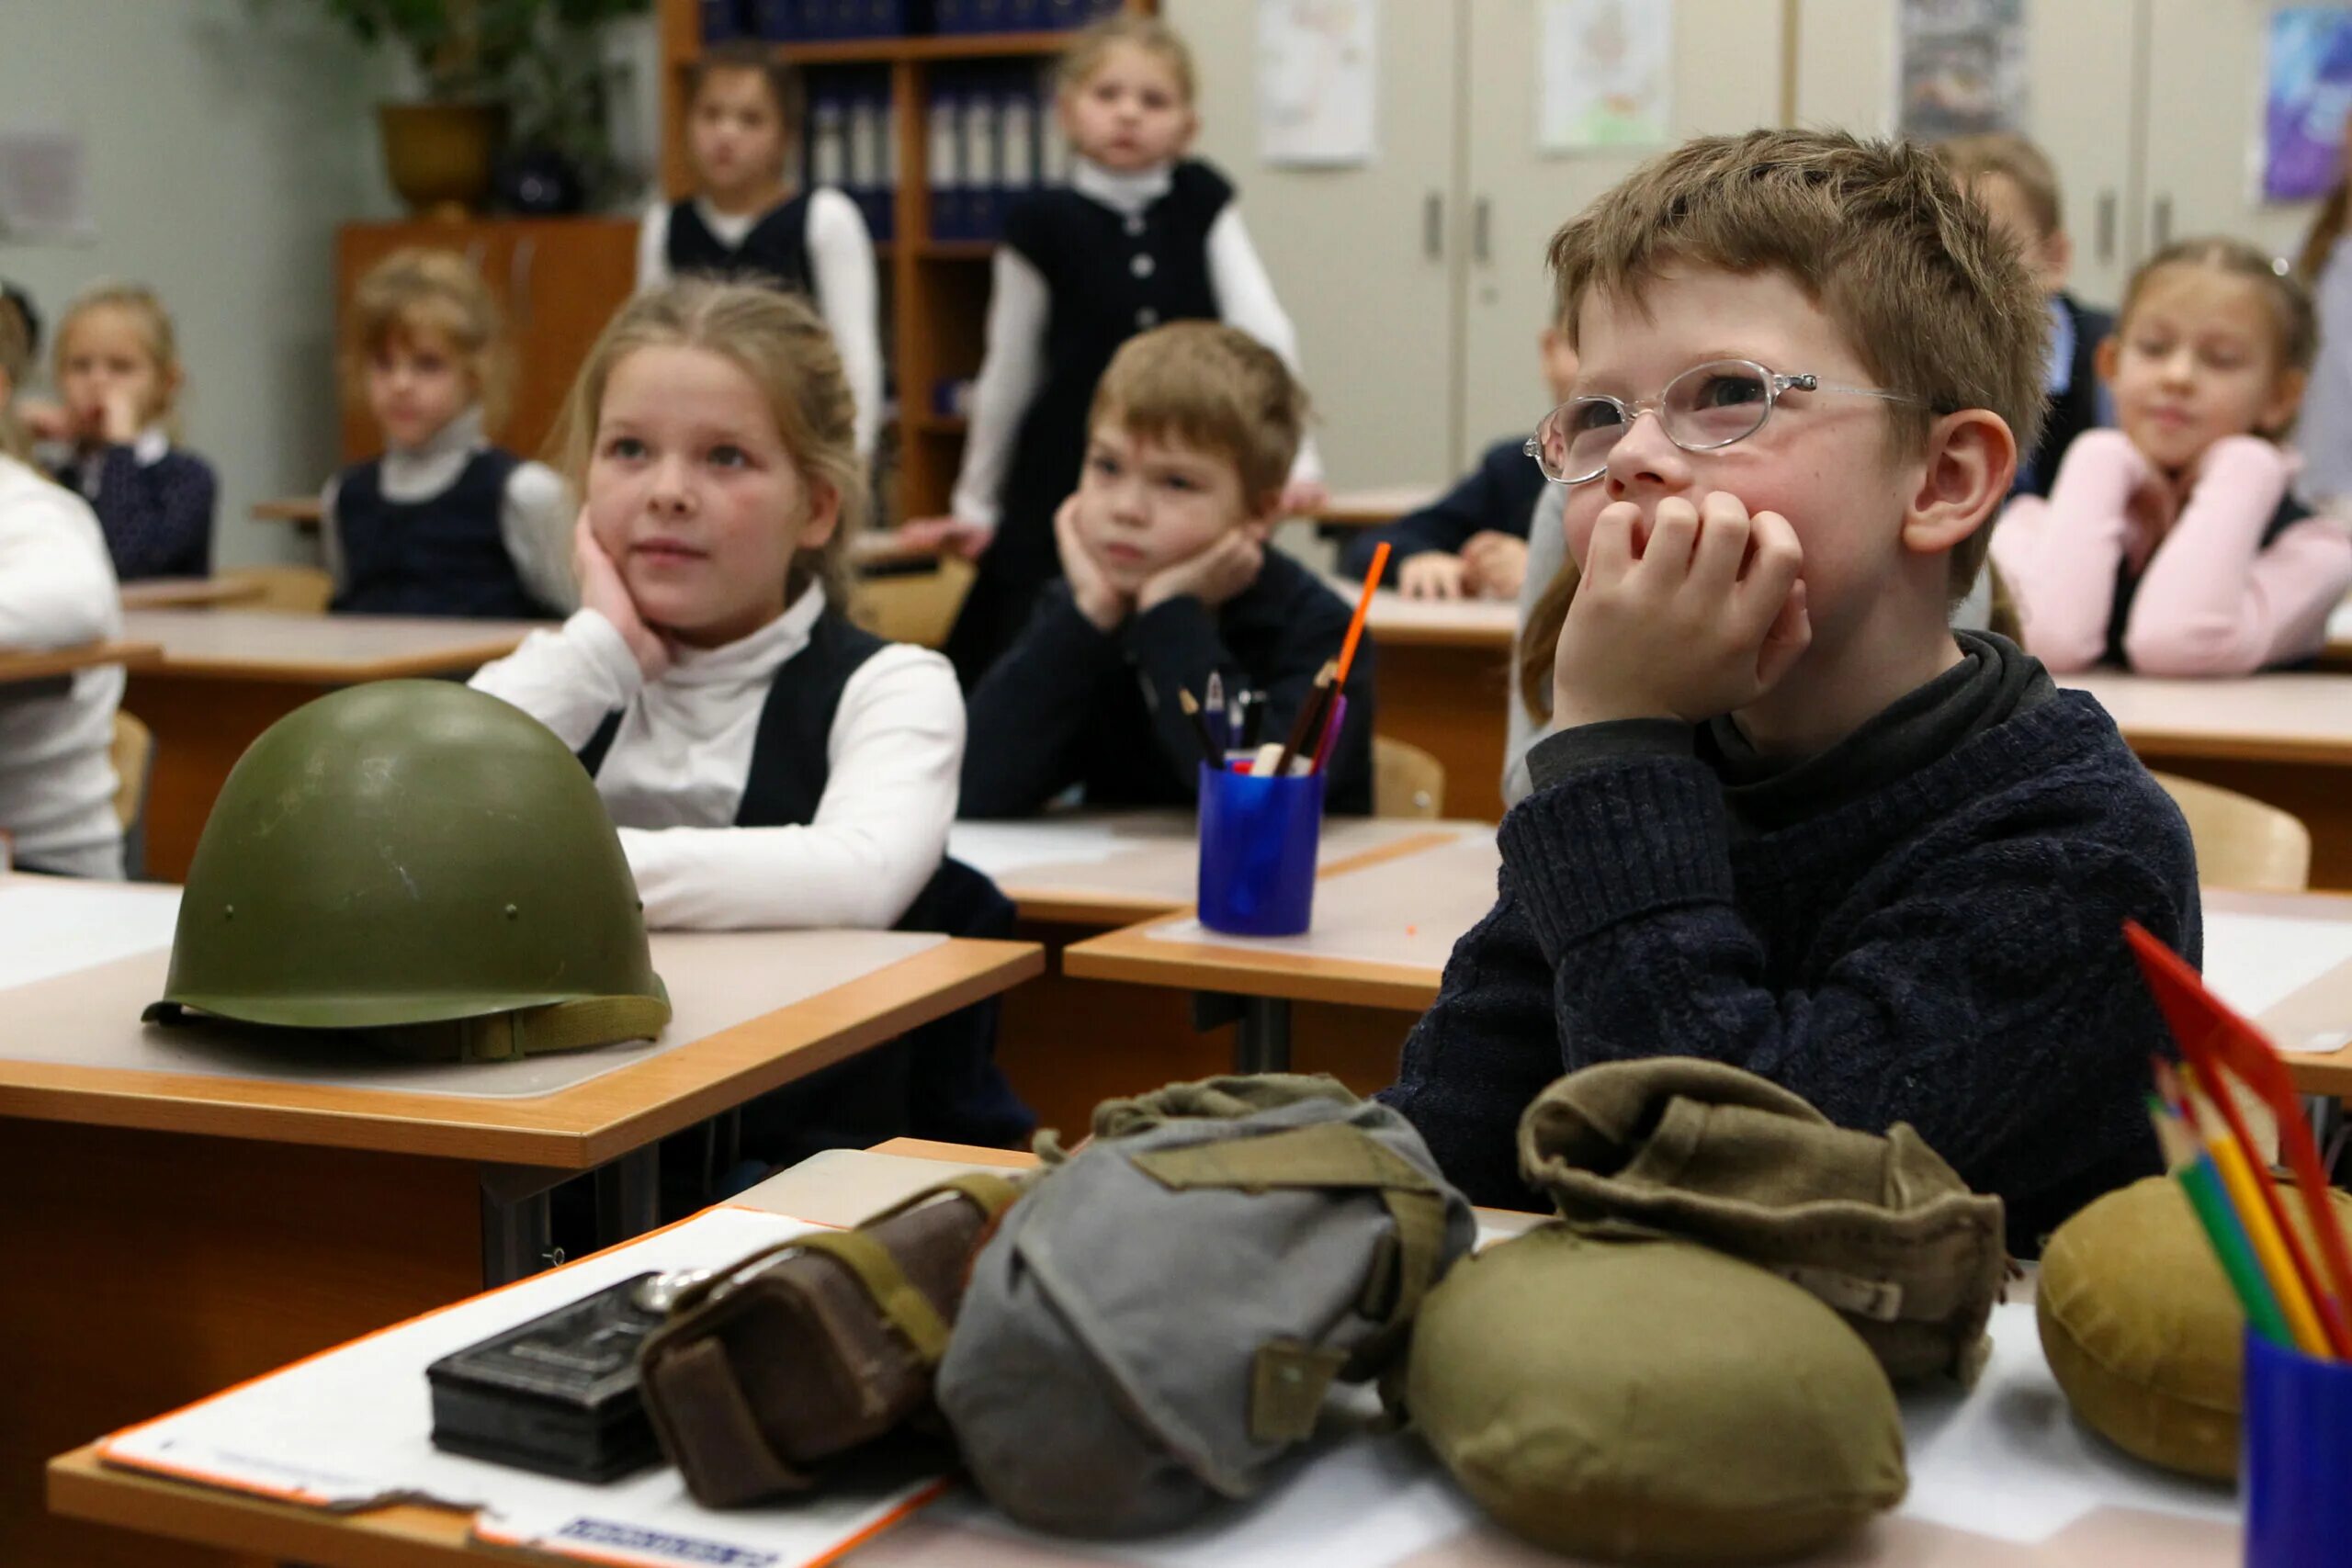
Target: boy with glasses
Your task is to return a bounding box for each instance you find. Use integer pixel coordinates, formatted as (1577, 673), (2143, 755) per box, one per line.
(1382, 130), (2198, 1256)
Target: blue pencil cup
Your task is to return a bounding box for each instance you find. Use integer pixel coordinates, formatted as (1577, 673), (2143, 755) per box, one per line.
(2244, 1328), (2352, 1567)
(1196, 763), (1322, 937)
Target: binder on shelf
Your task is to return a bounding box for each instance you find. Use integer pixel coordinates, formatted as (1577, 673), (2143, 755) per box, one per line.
(700, 0), (745, 43)
(747, 0), (804, 40)
(928, 77), (965, 241)
(847, 84), (894, 242)
(1038, 63), (1074, 187)
(960, 76), (1001, 240)
(809, 81), (850, 218)
(1000, 74), (1037, 221)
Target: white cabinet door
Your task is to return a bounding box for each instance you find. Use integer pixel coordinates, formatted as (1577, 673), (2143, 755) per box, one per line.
(1792, 0), (2143, 309)
(1455, 0), (1787, 457)
(1166, 0), (1465, 486)
(2143, 0), (2324, 270)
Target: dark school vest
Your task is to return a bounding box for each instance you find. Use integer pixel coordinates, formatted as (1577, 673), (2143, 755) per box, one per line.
(666, 194), (816, 299)
(331, 449), (548, 619)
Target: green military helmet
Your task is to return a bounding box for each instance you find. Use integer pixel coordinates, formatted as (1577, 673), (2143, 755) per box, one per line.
(145, 680), (669, 1061)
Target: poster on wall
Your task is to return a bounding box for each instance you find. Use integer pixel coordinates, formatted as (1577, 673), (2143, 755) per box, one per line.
(1536, 0), (1672, 153)
(2265, 8), (2352, 203)
(1258, 0), (1378, 167)
(1896, 0), (2028, 140)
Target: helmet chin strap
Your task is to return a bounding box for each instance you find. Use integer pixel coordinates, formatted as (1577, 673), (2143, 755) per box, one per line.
(141, 990), (673, 1064)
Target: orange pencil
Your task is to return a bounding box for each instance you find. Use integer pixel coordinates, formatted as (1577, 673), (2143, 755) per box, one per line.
(2176, 1062), (2332, 1358)
(1334, 542), (1390, 687)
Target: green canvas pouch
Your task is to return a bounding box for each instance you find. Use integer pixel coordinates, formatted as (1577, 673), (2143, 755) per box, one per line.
(1408, 1224), (1907, 1565)
(1520, 1057), (2007, 1383)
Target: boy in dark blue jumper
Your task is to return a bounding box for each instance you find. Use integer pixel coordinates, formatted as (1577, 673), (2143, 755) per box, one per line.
(962, 321), (1374, 818)
(1339, 327), (1577, 601)
(1381, 130), (2198, 1256)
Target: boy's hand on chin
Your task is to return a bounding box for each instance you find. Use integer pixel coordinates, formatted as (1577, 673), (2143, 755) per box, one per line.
(1551, 491), (1810, 730)
(1137, 529), (1263, 615)
(1055, 498), (1133, 633)
(573, 512), (673, 682)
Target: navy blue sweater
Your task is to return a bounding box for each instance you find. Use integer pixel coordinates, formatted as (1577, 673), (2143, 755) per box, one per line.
(1339, 435), (1546, 585)
(1381, 649), (2198, 1254)
(52, 445), (216, 580)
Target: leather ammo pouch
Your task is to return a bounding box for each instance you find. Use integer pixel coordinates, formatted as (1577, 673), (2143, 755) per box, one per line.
(637, 1173), (1022, 1506)
(1518, 1057), (2009, 1384)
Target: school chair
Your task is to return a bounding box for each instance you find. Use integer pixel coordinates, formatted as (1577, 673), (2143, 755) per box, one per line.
(848, 556), (975, 649)
(108, 711), (154, 881)
(1374, 735), (1446, 819)
(222, 564), (334, 615)
(2151, 772), (2312, 893)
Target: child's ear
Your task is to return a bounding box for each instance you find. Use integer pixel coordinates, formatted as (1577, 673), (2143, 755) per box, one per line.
(800, 480), (843, 550)
(1173, 107), (1201, 157)
(2094, 333), (2120, 388)
(1243, 486), (1283, 537)
(2039, 228), (2075, 293)
(1901, 409), (2016, 559)
(2262, 367), (2309, 438)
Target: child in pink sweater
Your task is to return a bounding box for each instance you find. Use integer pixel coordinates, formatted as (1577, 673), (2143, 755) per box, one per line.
(1992, 237), (2352, 674)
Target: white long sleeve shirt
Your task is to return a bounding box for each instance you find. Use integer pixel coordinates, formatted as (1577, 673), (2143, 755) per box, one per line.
(0, 456), (124, 877)
(468, 586), (962, 931)
(949, 157), (1324, 529)
(637, 189), (885, 462)
(321, 405), (578, 615)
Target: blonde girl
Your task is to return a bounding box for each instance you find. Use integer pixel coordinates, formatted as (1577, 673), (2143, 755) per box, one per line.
(44, 284), (216, 581)
(1992, 237), (2350, 674)
(909, 13), (1322, 683)
(325, 247), (571, 618)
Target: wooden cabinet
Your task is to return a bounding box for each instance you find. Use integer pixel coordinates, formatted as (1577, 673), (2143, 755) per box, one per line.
(334, 218), (639, 466)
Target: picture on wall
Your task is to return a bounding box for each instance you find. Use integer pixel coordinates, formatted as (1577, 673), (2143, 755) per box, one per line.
(1258, 0), (1378, 168)
(2265, 6), (2352, 203)
(1536, 0), (1672, 153)
(1896, 0), (2028, 141)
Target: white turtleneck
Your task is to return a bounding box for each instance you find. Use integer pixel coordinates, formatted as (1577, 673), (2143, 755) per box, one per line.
(947, 157), (1323, 531)
(0, 455), (124, 877)
(636, 188), (885, 463)
(320, 405), (578, 615)
(468, 583), (962, 931)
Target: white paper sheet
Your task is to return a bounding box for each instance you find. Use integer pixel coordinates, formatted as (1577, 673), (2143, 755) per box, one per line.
(947, 820), (1145, 878)
(2200, 909), (2352, 1051)
(99, 1207), (948, 1568)
(1257, 0), (1378, 167)
(0, 876), (180, 990)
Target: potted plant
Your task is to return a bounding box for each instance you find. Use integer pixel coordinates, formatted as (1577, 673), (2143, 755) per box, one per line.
(259, 0), (646, 217)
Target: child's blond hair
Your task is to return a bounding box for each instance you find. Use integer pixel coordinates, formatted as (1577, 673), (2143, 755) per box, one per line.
(1057, 13), (1195, 101)
(342, 247), (513, 432)
(1547, 128), (2047, 601)
(0, 296), (28, 461)
(55, 282), (186, 443)
(1088, 321), (1304, 506)
(551, 279), (865, 610)
(2120, 238), (2315, 438)
(1935, 131), (2064, 240)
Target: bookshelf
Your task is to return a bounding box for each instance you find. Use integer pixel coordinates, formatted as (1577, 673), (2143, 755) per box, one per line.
(656, 0), (1154, 525)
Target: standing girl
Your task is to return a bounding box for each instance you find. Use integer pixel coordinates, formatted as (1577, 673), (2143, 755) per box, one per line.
(470, 280), (1025, 1157)
(910, 14), (1323, 683)
(1992, 238), (2352, 674)
(325, 248), (573, 619)
(638, 43), (882, 463)
(43, 284), (217, 581)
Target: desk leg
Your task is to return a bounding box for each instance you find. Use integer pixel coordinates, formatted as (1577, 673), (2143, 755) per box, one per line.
(480, 1165), (565, 1286)
(1190, 991), (1295, 1073)
(594, 1146), (661, 1248)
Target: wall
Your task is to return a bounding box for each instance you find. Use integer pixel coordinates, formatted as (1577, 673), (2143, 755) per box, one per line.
(0, 0), (395, 567)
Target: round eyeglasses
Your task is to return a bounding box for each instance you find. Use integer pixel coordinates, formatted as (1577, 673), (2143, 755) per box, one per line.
(1524, 358), (1924, 485)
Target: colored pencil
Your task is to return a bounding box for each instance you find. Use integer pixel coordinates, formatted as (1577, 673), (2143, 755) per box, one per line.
(2125, 922), (2352, 1357)
(1310, 694), (1349, 775)
(2179, 1066), (2334, 1357)
(1176, 689), (1222, 768)
(1204, 672), (1227, 753)
(1334, 542), (1390, 687)
(2151, 1098), (2294, 1348)
(1271, 661), (1339, 778)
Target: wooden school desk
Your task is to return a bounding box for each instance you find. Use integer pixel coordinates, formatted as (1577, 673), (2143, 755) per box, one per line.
(1310, 483), (1442, 527)
(1328, 578), (1521, 823)
(118, 608), (550, 882)
(0, 638), (162, 686)
(2060, 669), (2352, 889)
(49, 1140), (2244, 1568)
(0, 874), (1040, 1568)
(118, 577), (266, 612)
(1069, 825), (2352, 1092)
(950, 813), (1490, 1132)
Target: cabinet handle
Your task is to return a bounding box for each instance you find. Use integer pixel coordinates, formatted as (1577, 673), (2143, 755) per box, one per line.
(1423, 191), (1443, 261)
(1473, 196), (1491, 266)
(509, 237), (536, 334)
(2097, 191), (2117, 265)
(2153, 195), (2173, 251)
